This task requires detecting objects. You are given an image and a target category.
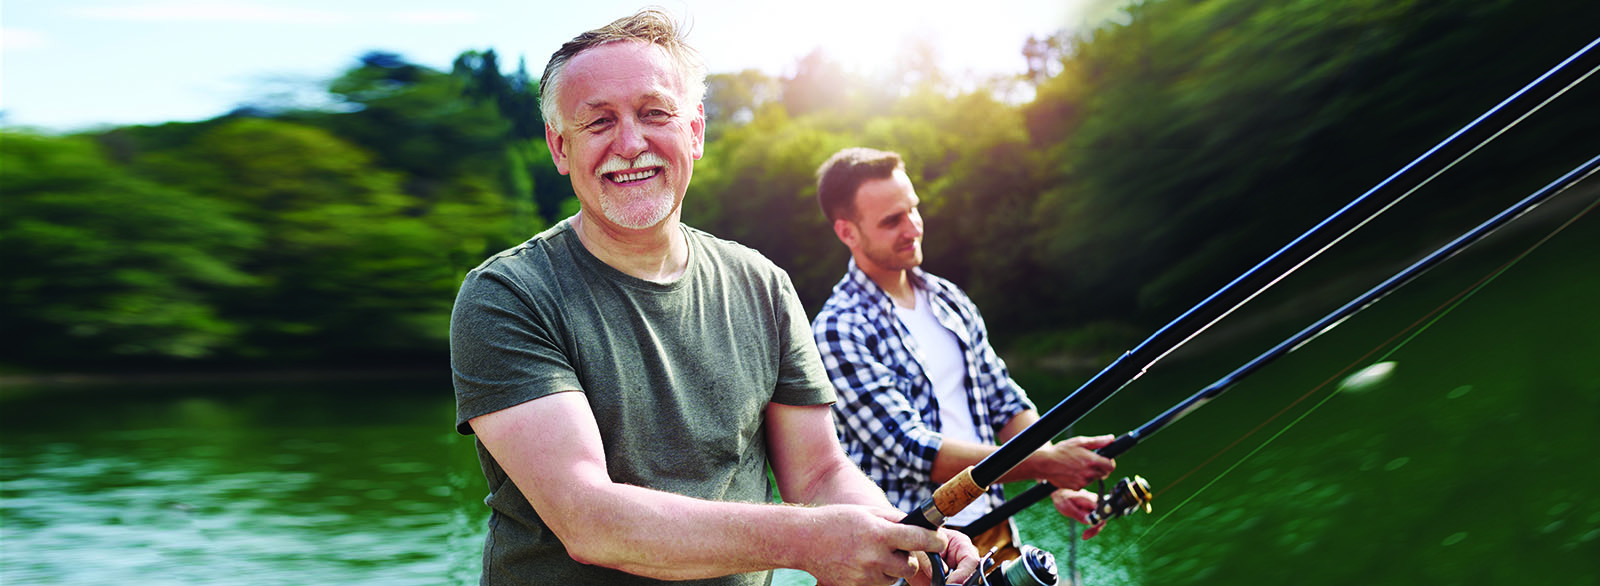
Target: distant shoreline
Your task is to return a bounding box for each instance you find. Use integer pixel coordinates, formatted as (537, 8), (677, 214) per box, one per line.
(0, 367), (445, 389)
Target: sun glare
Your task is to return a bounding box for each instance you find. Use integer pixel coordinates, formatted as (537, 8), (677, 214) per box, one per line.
(801, 3), (912, 76)
(695, 0), (1107, 83)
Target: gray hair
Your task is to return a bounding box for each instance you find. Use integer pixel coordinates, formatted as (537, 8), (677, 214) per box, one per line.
(539, 8), (708, 133)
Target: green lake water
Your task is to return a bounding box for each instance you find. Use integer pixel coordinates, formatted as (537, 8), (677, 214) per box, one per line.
(3, 195), (1596, 585)
(1001, 193), (1600, 586)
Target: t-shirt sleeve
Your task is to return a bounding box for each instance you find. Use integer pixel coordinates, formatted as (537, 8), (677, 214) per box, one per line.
(769, 271), (836, 407)
(450, 266), (583, 435)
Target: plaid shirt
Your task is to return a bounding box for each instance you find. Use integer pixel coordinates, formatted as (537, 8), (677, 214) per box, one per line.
(811, 259), (1034, 516)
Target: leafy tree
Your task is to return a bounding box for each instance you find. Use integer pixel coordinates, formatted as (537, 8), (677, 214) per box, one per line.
(685, 107), (855, 307)
(778, 50), (902, 120)
(297, 51), (549, 253)
(453, 49), (544, 140)
(1022, 0), (1600, 330)
(9, 0), (1596, 371)
(315, 52), (516, 192)
(0, 132), (258, 364)
(306, 50), (564, 229)
(142, 118), (461, 359)
(704, 69), (781, 142)
(910, 91), (1052, 329)
(780, 49), (854, 117)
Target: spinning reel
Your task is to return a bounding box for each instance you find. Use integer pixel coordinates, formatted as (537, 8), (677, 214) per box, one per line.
(960, 544), (1060, 586)
(932, 476), (1156, 585)
(1085, 475), (1153, 527)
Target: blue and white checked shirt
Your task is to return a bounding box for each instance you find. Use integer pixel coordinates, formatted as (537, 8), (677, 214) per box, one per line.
(811, 259), (1035, 516)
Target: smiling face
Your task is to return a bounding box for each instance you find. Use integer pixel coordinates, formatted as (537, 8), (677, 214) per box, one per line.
(838, 168), (924, 276)
(544, 40), (706, 231)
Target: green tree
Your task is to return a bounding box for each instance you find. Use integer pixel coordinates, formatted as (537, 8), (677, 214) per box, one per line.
(0, 132), (258, 364)
(686, 107), (854, 307)
(314, 52), (523, 198)
(1021, 0), (1600, 331)
(155, 118), (461, 359)
(453, 49), (543, 140)
(276, 51), (551, 262)
(304, 51), (562, 229)
(11, 0), (1595, 371)
(704, 69), (781, 142)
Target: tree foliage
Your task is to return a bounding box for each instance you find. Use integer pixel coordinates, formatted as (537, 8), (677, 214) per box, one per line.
(2, 51), (551, 368)
(0, 132), (257, 363)
(2, 0), (1596, 370)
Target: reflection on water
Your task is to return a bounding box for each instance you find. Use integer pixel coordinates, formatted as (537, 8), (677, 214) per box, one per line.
(1002, 215), (1600, 586)
(2, 216), (1597, 585)
(0, 381), (488, 585)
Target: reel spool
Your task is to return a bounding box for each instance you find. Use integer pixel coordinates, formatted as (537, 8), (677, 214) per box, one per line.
(967, 544), (1058, 586)
(1085, 475), (1154, 527)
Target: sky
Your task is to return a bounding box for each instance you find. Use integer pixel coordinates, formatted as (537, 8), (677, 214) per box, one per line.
(1, 0), (1120, 133)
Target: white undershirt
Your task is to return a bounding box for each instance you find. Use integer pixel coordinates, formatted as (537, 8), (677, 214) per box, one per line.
(895, 288), (991, 525)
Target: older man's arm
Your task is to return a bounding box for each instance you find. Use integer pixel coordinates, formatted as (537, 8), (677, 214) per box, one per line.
(765, 402), (980, 586)
(470, 391), (956, 585)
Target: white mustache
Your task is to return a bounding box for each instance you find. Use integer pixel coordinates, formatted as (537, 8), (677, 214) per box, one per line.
(596, 152), (669, 177)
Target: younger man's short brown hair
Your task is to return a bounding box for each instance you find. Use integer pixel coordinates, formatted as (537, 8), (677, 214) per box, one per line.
(815, 147), (904, 223)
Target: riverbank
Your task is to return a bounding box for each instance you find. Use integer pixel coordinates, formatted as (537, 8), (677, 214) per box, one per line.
(0, 367), (447, 395)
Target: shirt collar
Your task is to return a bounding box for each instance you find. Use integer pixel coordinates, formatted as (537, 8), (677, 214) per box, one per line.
(844, 258), (930, 314)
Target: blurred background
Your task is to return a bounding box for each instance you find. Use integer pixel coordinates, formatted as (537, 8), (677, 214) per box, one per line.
(3, 0), (1598, 584)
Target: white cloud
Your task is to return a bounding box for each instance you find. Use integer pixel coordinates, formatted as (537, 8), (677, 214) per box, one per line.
(72, 1), (351, 25)
(1, 27), (51, 51)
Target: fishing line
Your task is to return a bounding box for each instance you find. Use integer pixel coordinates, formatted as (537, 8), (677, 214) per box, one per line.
(1134, 56), (1600, 376)
(921, 42), (1600, 541)
(1106, 183), (1600, 563)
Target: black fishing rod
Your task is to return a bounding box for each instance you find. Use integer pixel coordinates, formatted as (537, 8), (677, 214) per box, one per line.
(902, 35), (1600, 532)
(959, 151), (1600, 538)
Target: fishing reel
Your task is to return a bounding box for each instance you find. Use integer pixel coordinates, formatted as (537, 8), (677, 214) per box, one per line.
(961, 544), (1060, 586)
(929, 476), (1154, 585)
(931, 544), (1059, 586)
(1085, 475), (1154, 527)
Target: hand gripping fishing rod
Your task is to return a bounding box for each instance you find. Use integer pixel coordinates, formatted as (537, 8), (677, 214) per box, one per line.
(959, 151), (1600, 538)
(900, 35), (1600, 534)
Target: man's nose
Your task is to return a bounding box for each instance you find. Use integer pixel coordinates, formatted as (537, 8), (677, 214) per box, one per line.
(613, 116), (648, 159)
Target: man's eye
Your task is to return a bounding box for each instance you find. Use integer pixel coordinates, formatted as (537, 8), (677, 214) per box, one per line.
(585, 118), (613, 131)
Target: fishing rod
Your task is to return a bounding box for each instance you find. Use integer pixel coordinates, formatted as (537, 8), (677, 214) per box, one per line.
(902, 35), (1600, 533)
(958, 151), (1600, 538)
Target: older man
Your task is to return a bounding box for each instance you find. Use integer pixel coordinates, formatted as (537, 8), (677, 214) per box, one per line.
(449, 10), (977, 586)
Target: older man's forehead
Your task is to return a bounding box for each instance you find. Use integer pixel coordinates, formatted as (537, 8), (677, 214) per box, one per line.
(580, 89), (680, 110)
(563, 43), (686, 101)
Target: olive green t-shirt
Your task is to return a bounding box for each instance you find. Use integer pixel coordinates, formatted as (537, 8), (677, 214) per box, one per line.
(450, 218), (835, 585)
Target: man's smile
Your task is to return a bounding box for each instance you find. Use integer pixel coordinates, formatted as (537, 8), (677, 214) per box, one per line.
(606, 168), (661, 184)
